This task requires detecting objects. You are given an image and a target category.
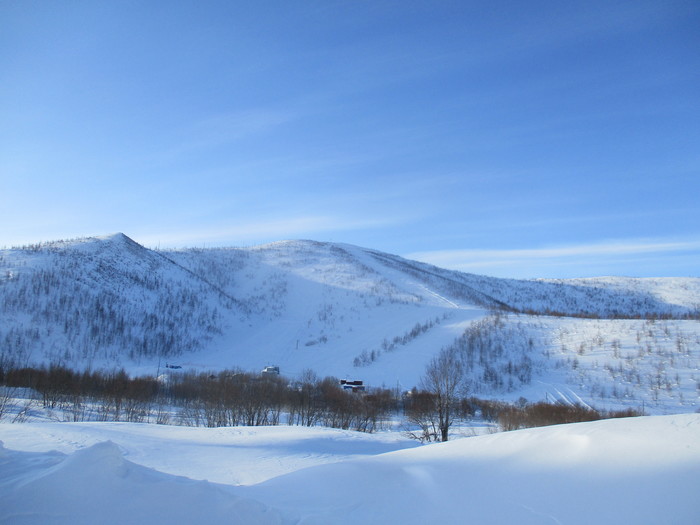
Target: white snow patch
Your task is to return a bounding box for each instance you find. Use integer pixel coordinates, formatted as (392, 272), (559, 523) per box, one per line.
(1, 415), (698, 524)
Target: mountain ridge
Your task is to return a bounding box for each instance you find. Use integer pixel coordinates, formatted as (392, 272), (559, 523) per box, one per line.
(1, 233), (698, 413)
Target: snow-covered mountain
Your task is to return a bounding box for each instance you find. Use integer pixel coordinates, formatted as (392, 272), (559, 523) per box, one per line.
(1, 233), (699, 413)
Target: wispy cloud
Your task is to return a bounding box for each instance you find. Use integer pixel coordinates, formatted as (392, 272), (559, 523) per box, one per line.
(141, 108), (300, 168)
(192, 109), (298, 143)
(406, 238), (700, 278)
(135, 214), (404, 248)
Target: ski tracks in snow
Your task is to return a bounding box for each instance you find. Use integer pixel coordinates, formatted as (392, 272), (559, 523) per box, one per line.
(417, 284), (460, 308)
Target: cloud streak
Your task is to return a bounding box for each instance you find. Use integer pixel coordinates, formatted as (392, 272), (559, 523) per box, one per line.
(135, 214), (404, 248)
(192, 109), (298, 143)
(406, 238), (700, 277)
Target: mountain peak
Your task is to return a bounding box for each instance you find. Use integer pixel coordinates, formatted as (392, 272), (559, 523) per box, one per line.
(96, 232), (133, 244)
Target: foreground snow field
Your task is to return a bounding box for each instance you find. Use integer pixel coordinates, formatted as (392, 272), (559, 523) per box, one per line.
(0, 422), (419, 486)
(1, 415), (699, 524)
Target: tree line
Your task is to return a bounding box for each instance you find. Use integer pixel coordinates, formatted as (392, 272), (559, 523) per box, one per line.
(1, 364), (642, 439)
(0, 366), (398, 432)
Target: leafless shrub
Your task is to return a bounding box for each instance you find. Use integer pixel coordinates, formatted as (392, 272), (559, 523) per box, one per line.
(497, 401), (642, 431)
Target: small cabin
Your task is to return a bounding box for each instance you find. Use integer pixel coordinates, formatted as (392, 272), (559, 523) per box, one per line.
(340, 379), (365, 392)
(261, 365), (280, 377)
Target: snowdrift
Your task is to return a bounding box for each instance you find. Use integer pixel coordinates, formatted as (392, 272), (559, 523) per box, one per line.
(243, 414), (700, 524)
(1, 415), (698, 524)
(0, 440), (282, 525)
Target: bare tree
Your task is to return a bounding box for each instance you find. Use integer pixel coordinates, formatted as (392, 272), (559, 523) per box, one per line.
(0, 385), (18, 421)
(420, 348), (465, 441)
(404, 390), (440, 442)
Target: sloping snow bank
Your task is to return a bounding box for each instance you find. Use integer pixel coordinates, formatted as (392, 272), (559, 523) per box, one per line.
(0, 422), (419, 486)
(243, 414), (700, 524)
(1, 415), (698, 524)
(0, 441), (284, 525)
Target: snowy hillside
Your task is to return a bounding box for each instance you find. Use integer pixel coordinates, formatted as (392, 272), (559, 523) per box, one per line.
(1, 233), (699, 413)
(1, 414), (698, 524)
(370, 249), (700, 318)
(0, 234), (232, 368)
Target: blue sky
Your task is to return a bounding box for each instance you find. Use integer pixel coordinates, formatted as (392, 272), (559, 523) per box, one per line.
(1, 1), (699, 278)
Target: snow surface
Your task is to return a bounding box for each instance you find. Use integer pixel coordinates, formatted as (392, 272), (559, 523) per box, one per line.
(0, 422), (418, 486)
(1, 415), (699, 524)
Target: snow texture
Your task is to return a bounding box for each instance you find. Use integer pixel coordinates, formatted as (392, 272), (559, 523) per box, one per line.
(1, 414), (699, 524)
